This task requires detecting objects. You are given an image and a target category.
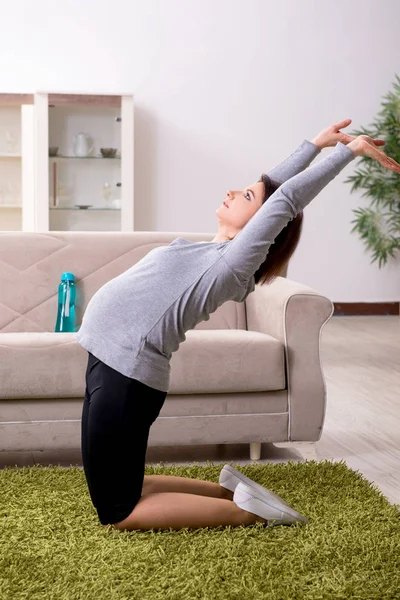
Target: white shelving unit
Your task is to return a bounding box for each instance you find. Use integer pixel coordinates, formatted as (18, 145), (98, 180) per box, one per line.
(0, 94), (35, 231)
(0, 91), (135, 232)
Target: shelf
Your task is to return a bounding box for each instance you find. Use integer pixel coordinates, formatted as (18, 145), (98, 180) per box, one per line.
(0, 91), (134, 231)
(49, 206), (121, 211)
(49, 155), (121, 160)
(0, 205), (121, 210)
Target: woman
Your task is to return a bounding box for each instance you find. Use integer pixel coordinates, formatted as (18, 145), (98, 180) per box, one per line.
(75, 119), (400, 532)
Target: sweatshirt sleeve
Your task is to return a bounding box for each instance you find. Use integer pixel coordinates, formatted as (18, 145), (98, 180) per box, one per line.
(266, 139), (322, 185)
(221, 141), (355, 283)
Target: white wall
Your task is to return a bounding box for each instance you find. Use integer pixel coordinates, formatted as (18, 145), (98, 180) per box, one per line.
(1, 0), (399, 301)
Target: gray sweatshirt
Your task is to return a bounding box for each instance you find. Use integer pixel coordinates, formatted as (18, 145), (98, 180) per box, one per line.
(75, 140), (355, 391)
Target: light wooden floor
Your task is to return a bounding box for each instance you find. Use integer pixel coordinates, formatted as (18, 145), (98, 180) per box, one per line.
(1, 316), (399, 506)
(314, 315), (400, 506)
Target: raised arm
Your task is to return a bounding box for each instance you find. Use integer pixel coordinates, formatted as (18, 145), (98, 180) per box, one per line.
(221, 141), (355, 283)
(267, 139), (322, 185)
(267, 117), (379, 184)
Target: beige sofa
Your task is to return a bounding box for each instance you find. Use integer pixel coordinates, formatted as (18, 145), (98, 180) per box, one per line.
(0, 231), (334, 463)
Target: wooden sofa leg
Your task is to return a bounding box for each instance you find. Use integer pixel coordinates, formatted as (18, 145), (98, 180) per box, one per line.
(250, 442), (261, 461)
(272, 442), (318, 462)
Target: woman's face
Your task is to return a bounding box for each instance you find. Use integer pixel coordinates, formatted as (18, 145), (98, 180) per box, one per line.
(215, 181), (265, 237)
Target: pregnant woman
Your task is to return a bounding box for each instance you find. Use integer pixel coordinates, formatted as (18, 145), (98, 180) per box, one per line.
(75, 119), (400, 532)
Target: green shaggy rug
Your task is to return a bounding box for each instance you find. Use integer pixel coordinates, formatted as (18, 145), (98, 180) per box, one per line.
(1, 460), (399, 600)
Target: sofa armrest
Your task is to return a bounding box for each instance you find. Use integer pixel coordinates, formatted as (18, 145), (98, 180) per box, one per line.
(245, 276), (334, 441)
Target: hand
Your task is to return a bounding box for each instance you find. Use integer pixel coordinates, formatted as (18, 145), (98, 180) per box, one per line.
(347, 135), (400, 173)
(311, 118), (386, 150)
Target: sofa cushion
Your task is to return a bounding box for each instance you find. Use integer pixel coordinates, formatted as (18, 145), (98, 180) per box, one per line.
(0, 329), (285, 398)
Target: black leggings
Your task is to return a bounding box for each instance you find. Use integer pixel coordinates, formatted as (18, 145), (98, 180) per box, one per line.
(81, 351), (168, 525)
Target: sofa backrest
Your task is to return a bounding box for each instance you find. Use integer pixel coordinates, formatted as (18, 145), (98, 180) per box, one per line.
(0, 231), (247, 333)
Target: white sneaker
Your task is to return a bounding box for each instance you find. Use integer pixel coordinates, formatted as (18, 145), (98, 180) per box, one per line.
(233, 481), (309, 526)
(221, 464), (309, 524)
(220, 464), (297, 509)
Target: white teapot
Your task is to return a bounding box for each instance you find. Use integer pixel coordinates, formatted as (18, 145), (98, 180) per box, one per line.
(73, 133), (94, 157)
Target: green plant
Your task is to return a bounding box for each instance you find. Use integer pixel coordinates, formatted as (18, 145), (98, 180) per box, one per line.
(344, 73), (400, 267)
